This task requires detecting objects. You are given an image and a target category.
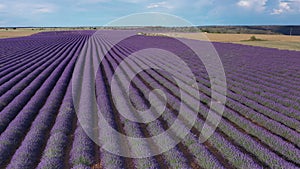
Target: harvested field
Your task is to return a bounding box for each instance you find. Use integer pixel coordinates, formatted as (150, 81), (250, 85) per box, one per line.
(0, 29), (40, 39)
(163, 32), (300, 51)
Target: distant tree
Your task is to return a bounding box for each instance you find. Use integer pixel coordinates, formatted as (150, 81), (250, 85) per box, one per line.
(202, 29), (209, 33)
(247, 36), (264, 41)
(250, 36), (258, 41)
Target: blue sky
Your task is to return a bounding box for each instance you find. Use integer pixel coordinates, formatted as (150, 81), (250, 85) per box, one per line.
(0, 0), (299, 26)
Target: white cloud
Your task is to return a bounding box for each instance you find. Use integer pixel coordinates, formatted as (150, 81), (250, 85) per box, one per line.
(77, 0), (145, 4)
(237, 0), (251, 7)
(122, 0), (146, 3)
(0, 2), (56, 16)
(147, 1), (174, 9)
(77, 0), (110, 4)
(32, 4), (56, 14)
(0, 4), (5, 11)
(271, 0), (300, 15)
(237, 0), (268, 12)
(271, 8), (283, 15)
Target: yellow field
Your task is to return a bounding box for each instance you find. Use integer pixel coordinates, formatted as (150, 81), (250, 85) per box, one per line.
(0, 28), (90, 39)
(0, 29), (41, 39)
(163, 33), (300, 51)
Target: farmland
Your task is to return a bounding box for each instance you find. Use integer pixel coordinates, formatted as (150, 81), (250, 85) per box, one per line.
(0, 30), (300, 169)
(0, 29), (39, 39)
(0, 28), (94, 39)
(2, 28), (300, 51)
(161, 32), (300, 51)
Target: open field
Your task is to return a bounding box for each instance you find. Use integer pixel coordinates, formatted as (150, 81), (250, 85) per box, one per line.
(0, 30), (299, 168)
(2, 28), (300, 51)
(163, 32), (300, 51)
(0, 28), (94, 39)
(236, 40), (300, 51)
(0, 29), (40, 39)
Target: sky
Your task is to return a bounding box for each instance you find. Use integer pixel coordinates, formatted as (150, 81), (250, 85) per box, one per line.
(0, 0), (299, 27)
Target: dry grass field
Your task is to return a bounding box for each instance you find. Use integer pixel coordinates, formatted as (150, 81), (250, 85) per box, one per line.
(0, 28), (91, 39)
(163, 32), (300, 51)
(0, 29), (41, 39)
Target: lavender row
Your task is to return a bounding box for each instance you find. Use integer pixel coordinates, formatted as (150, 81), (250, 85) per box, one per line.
(0, 37), (76, 86)
(228, 84), (300, 122)
(155, 51), (300, 145)
(227, 72), (300, 104)
(36, 36), (90, 169)
(0, 37), (54, 64)
(243, 65), (300, 87)
(159, 47), (298, 123)
(199, 75), (300, 132)
(0, 38), (76, 110)
(101, 36), (260, 168)
(0, 35), (87, 168)
(195, 68), (300, 118)
(155, 50), (300, 143)
(143, 51), (300, 165)
(6, 46), (76, 168)
(100, 35), (198, 168)
(0, 37), (83, 134)
(230, 69), (300, 98)
(100, 58), (161, 168)
(132, 61), (259, 168)
(213, 42), (300, 96)
(102, 41), (205, 168)
(96, 62), (127, 169)
(104, 58), (201, 168)
(99, 37), (162, 168)
(69, 36), (98, 168)
(229, 70), (300, 98)
(37, 84), (75, 169)
(139, 56), (299, 167)
(0, 36), (70, 70)
(113, 35), (296, 166)
(193, 71), (300, 128)
(227, 76), (300, 118)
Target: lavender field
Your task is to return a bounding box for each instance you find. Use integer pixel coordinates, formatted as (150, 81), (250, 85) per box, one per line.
(0, 30), (299, 169)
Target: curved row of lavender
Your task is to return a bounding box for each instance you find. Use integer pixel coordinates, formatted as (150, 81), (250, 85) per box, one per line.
(0, 30), (299, 169)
